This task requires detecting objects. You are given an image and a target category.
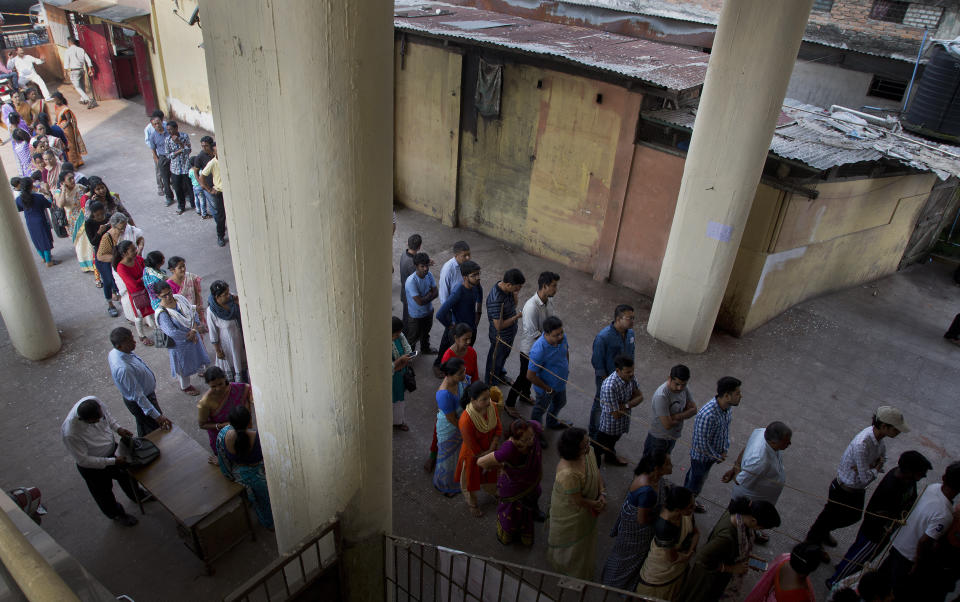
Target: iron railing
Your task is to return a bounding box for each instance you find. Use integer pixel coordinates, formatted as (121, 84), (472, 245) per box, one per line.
(224, 518), (344, 602)
(384, 534), (660, 602)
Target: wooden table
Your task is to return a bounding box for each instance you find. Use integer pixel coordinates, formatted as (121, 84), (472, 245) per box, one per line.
(130, 425), (254, 574)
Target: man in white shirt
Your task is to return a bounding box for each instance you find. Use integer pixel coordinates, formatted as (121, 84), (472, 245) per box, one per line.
(504, 271), (559, 412)
(11, 47), (51, 100)
(722, 421), (792, 543)
(879, 462), (960, 600)
(63, 37), (96, 107)
(806, 406), (908, 547)
(61, 396), (141, 526)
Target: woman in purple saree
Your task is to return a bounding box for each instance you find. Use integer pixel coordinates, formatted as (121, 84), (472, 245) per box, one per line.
(479, 418), (544, 546)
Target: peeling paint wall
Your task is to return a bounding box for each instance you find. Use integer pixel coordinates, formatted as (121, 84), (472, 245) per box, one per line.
(394, 40), (462, 226)
(718, 173), (937, 335)
(151, 0), (212, 130)
(457, 62), (631, 271)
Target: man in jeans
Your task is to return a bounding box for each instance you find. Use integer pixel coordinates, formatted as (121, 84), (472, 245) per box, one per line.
(643, 365), (696, 457)
(191, 135), (216, 219)
(589, 304), (635, 442)
(434, 260), (483, 376)
(527, 316), (569, 448)
(145, 111), (172, 204)
(484, 268), (525, 388)
(165, 121), (194, 214)
(505, 271), (559, 413)
(685, 376), (742, 512)
(403, 253), (438, 354)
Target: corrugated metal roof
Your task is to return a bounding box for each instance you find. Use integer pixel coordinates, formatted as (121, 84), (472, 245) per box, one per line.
(52, 0), (150, 21)
(643, 99), (960, 180)
(394, 0), (709, 91)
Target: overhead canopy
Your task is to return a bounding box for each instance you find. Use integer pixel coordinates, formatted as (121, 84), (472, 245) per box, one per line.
(42, 0), (152, 41)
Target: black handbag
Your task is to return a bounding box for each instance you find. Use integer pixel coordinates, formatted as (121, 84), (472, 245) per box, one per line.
(51, 206), (69, 238)
(118, 435), (161, 466)
(403, 364), (417, 392)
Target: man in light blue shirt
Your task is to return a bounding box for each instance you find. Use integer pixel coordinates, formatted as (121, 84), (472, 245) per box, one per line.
(404, 253), (438, 354)
(108, 328), (172, 436)
(438, 240), (471, 304)
(144, 110), (173, 205)
(527, 316), (570, 446)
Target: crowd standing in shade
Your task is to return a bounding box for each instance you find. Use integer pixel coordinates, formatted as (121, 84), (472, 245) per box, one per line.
(391, 231), (960, 602)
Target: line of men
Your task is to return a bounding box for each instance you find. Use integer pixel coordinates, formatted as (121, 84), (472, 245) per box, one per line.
(399, 235), (960, 600)
(143, 109), (227, 246)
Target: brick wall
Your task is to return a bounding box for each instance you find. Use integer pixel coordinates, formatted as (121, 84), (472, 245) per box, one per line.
(806, 0), (938, 42)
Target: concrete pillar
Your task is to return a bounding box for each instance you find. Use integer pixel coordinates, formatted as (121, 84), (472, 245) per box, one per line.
(647, 0), (814, 352)
(0, 161), (61, 360)
(198, 2), (392, 599)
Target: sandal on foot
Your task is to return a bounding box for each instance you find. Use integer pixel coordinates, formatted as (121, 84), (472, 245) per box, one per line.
(107, 306), (119, 317)
(140, 336), (154, 346)
(181, 385), (201, 396)
(468, 505), (484, 518)
(393, 423), (410, 432)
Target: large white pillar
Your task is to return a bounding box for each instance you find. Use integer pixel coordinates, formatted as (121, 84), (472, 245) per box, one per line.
(198, 2), (392, 599)
(0, 161), (60, 359)
(647, 0), (813, 352)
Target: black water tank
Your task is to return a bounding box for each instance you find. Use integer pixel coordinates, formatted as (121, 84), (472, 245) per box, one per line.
(905, 45), (960, 142)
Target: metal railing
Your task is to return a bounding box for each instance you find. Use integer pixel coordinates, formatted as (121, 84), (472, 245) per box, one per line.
(384, 534), (659, 602)
(224, 518), (344, 602)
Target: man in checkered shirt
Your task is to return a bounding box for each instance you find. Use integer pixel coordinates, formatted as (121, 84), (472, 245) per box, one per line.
(684, 376), (742, 513)
(593, 354), (644, 467)
(806, 406), (909, 547)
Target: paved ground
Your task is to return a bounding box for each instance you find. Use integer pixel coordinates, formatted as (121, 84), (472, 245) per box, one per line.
(1, 89), (958, 601)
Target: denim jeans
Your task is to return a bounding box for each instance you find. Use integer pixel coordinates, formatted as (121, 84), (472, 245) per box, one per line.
(530, 389), (567, 428)
(683, 457), (715, 496)
(588, 374), (604, 439)
(484, 334), (513, 385)
(193, 185), (207, 215)
(642, 433), (677, 458)
(203, 189), (218, 219)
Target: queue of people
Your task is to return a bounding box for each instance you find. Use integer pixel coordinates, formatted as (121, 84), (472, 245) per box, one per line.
(395, 233), (959, 601)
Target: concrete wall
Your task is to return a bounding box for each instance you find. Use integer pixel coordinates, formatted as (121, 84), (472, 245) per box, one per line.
(394, 40), (462, 226)
(608, 144), (685, 296)
(786, 59), (904, 111)
(457, 62), (637, 272)
(718, 173), (938, 335)
(150, 0), (211, 130)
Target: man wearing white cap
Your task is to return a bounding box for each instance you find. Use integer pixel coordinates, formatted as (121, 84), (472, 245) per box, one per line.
(806, 406), (909, 547)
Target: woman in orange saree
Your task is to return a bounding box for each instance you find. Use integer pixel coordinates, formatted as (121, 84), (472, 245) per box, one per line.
(52, 93), (87, 167)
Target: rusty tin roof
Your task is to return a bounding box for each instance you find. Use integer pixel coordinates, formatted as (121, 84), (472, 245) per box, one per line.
(394, 0), (709, 91)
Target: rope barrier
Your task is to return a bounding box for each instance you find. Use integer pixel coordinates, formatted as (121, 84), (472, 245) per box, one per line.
(480, 368), (897, 575)
(479, 334), (910, 527)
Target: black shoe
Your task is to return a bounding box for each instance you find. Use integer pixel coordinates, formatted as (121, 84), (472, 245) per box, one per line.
(539, 435), (548, 449)
(114, 513), (138, 527)
(422, 347), (438, 355)
(217, 237), (226, 247)
(534, 509), (546, 523)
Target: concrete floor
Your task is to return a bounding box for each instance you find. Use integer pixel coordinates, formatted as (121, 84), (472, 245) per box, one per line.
(0, 89), (958, 601)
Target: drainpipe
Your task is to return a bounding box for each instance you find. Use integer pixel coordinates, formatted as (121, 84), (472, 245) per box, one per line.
(902, 29), (929, 113)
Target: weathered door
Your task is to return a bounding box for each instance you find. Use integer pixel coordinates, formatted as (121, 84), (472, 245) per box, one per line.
(77, 24), (119, 101)
(131, 35), (157, 115)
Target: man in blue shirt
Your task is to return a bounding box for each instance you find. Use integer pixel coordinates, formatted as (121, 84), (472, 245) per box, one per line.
(434, 260), (482, 376)
(108, 327), (172, 436)
(438, 241), (471, 304)
(145, 110), (173, 205)
(589, 304), (635, 441)
(527, 316), (569, 447)
(484, 268), (525, 387)
(403, 253), (438, 354)
(685, 376), (741, 512)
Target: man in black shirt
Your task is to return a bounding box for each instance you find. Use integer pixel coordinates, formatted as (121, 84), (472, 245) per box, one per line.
(827, 450), (932, 587)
